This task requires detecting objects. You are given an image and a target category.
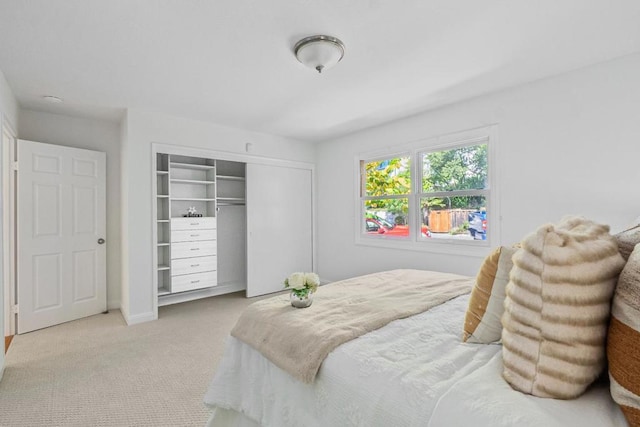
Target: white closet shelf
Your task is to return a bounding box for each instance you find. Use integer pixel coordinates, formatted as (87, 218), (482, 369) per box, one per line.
(158, 287), (171, 296)
(172, 197), (216, 201)
(158, 264), (171, 271)
(157, 219), (170, 223)
(157, 194), (170, 198)
(157, 170), (169, 175)
(217, 197), (245, 202)
(217, 175), (245, 182)
(157, 242), (170, 247)
(170, 162), (215, 170)
(170, 178), (216, 184)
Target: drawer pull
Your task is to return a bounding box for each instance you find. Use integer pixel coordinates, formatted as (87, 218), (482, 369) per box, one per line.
(190, 234), (200, 237)
(190, 222), (199, 226)
(191, 280), (200, 284)
(190, 264), (200, 267)
(190, 248), (200, 251)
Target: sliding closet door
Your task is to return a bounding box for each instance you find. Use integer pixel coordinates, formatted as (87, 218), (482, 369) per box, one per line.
(246, 163), (313, 297)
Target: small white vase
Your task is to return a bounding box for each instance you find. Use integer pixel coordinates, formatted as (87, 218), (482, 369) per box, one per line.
(290, 290), (314, 308)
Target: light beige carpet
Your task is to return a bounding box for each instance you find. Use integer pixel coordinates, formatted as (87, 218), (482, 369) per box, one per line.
(0, 291), (261, 426)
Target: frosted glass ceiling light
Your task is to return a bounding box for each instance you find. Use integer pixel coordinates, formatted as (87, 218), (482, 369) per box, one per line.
(294, 35), (345, 73)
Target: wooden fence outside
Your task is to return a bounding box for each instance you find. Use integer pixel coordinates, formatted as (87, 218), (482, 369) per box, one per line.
(427, 209), (477, 233)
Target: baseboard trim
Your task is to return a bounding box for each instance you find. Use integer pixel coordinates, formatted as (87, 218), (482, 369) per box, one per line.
(120, 309), (156, 326)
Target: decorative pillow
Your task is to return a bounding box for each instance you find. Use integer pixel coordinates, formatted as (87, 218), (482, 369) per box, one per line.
(463, 246), (517, 343)
(608, 244), (640, 426)
(501, 216), (625, 399)
(615, 224), (640, 261)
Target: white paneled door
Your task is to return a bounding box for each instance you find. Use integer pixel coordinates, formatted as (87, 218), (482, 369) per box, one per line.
(17, 140), (106, 333)
(246, 163), (313, 297)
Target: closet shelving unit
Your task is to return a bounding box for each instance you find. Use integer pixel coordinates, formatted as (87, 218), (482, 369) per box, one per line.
(153, 153), (246, 306)
(169, 159), (217, 218)
(156, 154), (171, 295)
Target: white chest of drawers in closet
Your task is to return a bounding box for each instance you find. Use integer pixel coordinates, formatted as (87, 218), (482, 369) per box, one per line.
(170, 217), (218, 293)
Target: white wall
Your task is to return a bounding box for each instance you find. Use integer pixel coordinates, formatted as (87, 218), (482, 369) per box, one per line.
(316, 52), (640, 282)
(120, 109), (316, 324)
(0, 70), (17, 129)
(0, 67), (18, 379)
(18, 110), (122, 309)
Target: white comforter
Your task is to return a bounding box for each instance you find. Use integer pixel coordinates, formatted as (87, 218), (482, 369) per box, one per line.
(204, 295), (626, 427)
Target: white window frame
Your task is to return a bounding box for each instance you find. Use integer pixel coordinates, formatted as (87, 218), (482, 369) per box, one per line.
(354, 125), (499, 257)
(358, 150), (413, 240)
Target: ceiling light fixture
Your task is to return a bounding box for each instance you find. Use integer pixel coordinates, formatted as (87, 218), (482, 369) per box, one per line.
(294, 35), (345, 74)
(43, 95), (63, 103)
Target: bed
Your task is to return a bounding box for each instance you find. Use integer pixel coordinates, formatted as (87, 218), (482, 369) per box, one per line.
(203, 272), (627, 427)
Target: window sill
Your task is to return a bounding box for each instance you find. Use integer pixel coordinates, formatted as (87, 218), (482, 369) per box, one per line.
(355, 234), (491, 257)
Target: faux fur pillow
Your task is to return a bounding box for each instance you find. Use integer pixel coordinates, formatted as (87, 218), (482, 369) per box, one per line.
(615, 224), (640, 261)
(501, 216), (625, 399)
(463, 246), (517, 343)
(608, 244), (640, 426)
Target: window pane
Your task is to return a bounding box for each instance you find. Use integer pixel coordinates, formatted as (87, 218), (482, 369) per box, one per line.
(420, 196), (487, 241)
(364, 198), (410, 237)
(363, 156), (411, 197)
(422, 144), (487, 192)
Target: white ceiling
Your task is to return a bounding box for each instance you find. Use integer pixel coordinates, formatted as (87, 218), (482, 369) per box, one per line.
(0, 1), (639, 142)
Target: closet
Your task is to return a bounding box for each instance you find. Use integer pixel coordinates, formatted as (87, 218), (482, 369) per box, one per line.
(152, 144), (314, 310)
(155, 153), (247, 307)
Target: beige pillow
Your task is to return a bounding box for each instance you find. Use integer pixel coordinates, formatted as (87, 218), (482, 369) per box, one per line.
(501, 216), (625, 399)
(615, 224), (640, 261)
(463, 246), (517, 343)
(608, 244), (640, 426)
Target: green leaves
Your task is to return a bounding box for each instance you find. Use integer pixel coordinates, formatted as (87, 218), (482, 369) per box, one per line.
(423, 144), (487, 193)
(362, 144), (487, 214)
(365, 157), (411, 197)
(422, 144), (487, 209)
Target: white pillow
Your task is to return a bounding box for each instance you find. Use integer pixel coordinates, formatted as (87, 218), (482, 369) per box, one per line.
(463, 246), (517, 343)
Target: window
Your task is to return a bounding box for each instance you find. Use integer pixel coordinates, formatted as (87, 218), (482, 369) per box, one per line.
(357, 129), (493, 249)
(360, 155), (412, 238)
(419, 143), (488, 242)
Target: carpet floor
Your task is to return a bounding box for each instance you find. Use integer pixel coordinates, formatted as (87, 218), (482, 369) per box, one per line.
(0, 292), (260, 426)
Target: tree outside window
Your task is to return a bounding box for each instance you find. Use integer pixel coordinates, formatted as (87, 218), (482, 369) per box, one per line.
(363, 156), (410, 227)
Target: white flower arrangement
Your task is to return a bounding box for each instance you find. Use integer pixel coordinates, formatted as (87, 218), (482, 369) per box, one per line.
(284, 272), (320, 298)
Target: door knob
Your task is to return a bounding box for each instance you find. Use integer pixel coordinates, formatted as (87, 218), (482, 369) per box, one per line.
(98, 238), (106, 244)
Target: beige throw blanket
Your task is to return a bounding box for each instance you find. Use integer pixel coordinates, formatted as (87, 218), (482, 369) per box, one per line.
(231, 269), (473, 383)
